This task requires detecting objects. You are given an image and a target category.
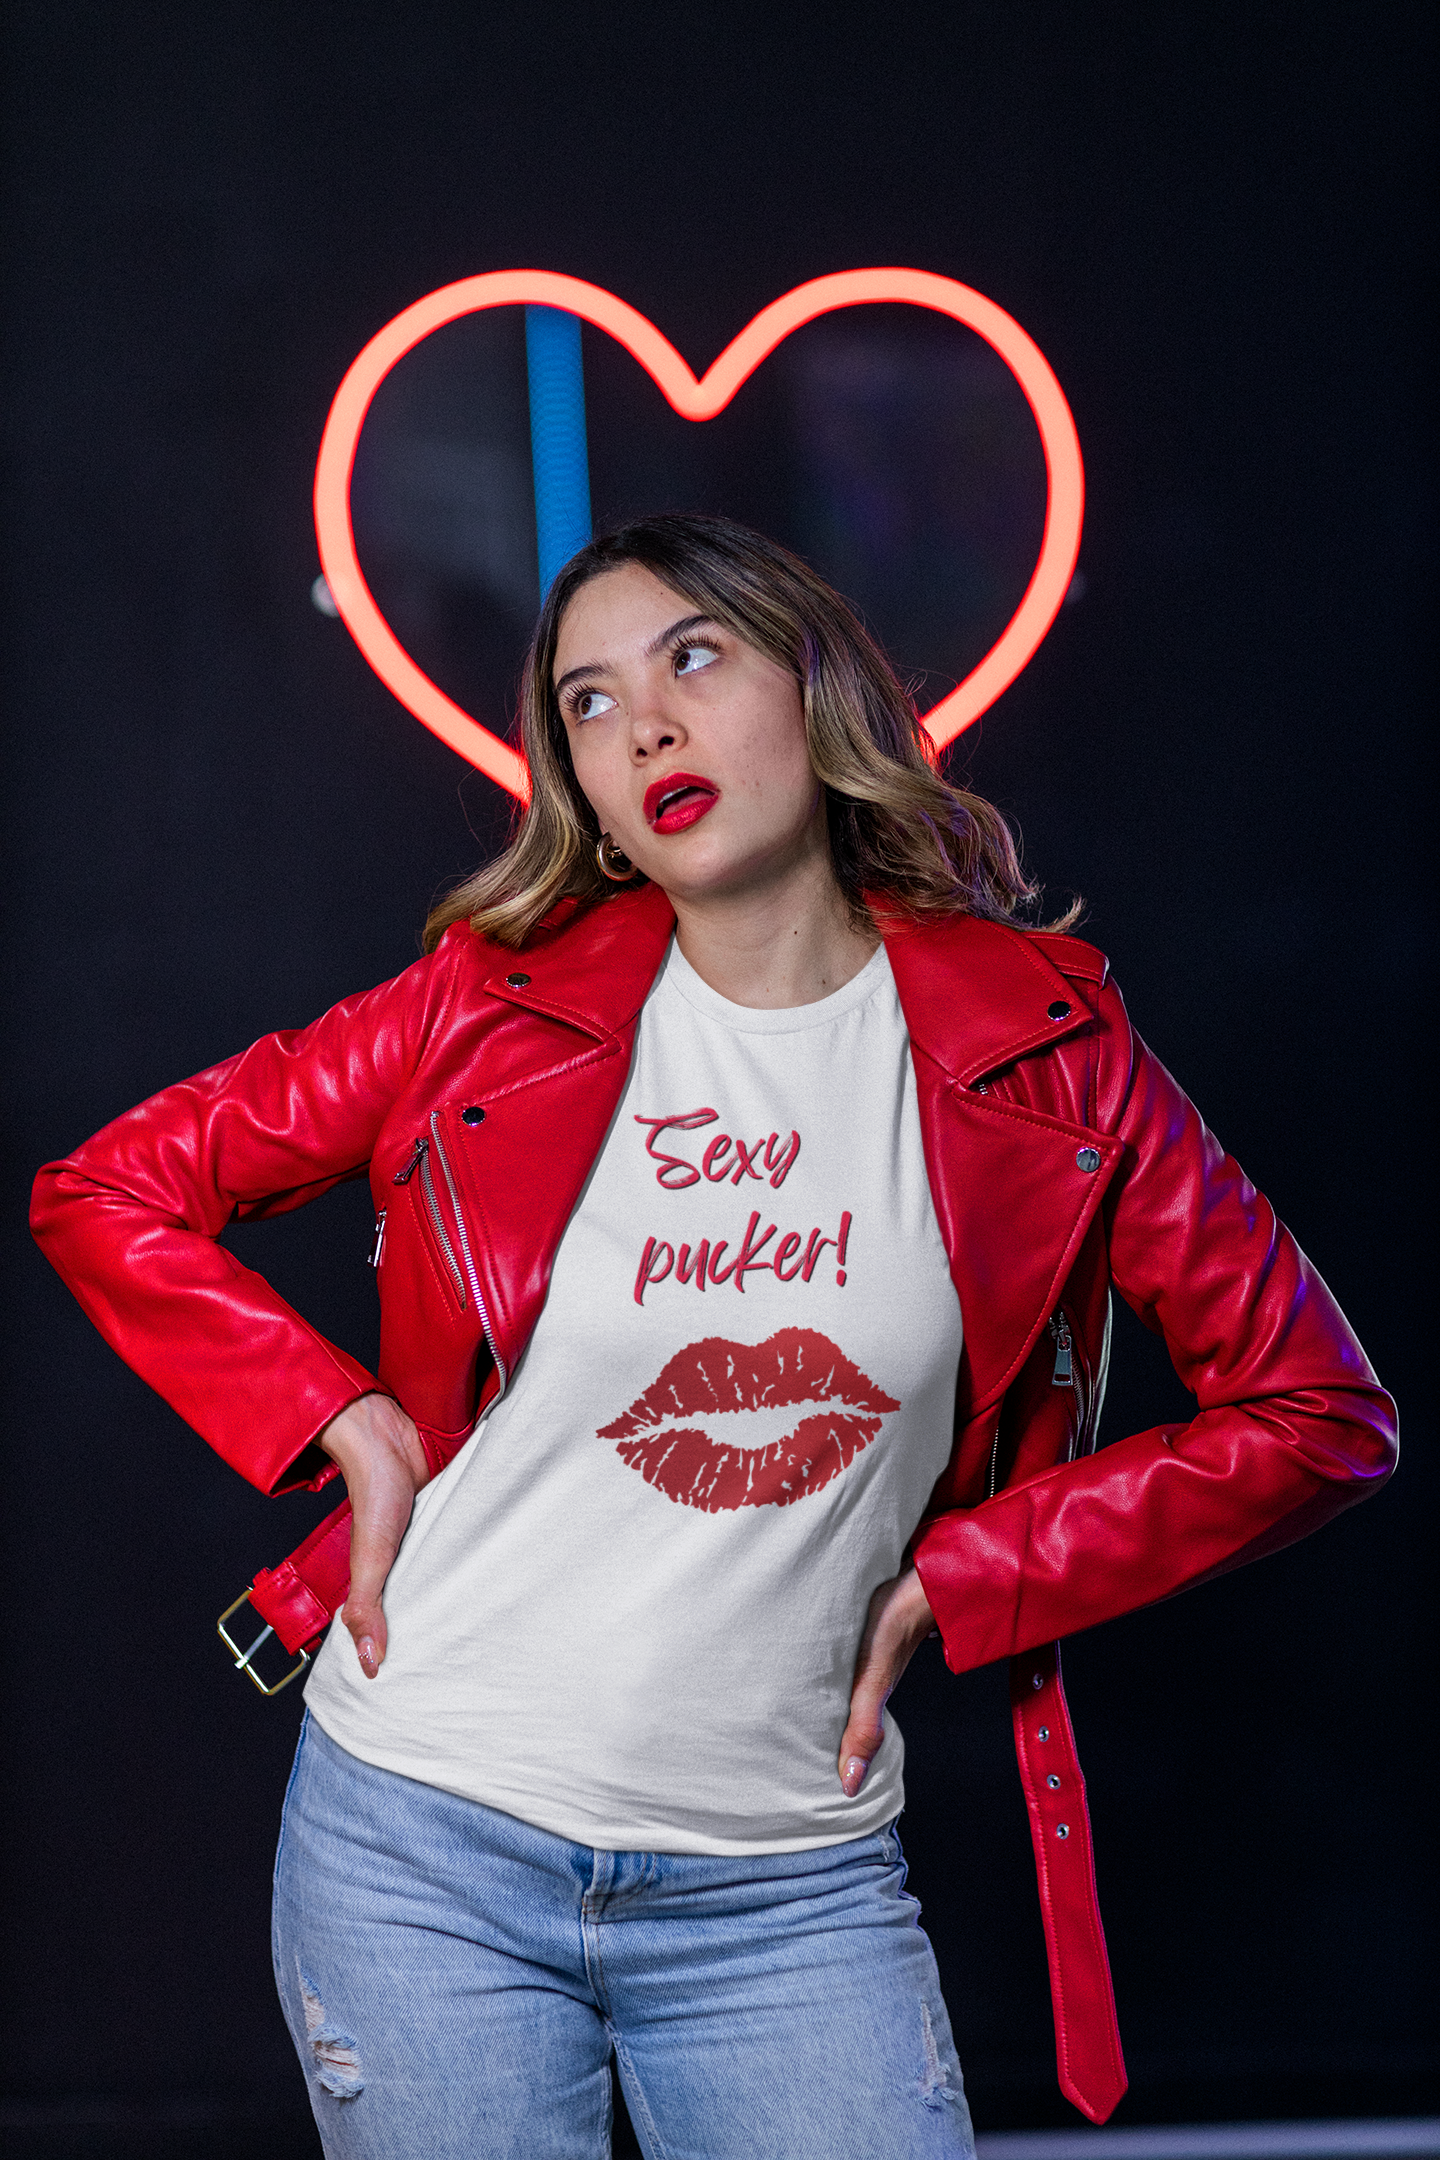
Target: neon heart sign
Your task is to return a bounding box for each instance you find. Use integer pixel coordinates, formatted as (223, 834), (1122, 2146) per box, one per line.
(314, 269), (1084, 801)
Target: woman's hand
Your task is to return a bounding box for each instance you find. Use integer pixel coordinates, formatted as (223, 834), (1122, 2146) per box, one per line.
(317, 1393), (431, 1679)
(837, 1568), (938, 1797)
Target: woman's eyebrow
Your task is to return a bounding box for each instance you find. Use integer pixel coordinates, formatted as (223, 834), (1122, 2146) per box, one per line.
(554, 616), (724, 701)
(644, 613), (724, 657)
(553, 658), (604, 700)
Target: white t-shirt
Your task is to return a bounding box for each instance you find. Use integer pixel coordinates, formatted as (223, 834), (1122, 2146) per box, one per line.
(305, 939), (964, 1853)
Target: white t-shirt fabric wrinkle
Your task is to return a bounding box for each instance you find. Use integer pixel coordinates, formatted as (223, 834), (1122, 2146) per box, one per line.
(306, 938), (964, 1854)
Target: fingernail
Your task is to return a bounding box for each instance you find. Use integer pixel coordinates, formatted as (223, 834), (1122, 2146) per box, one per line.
(358, 1637), (378, 1677)
(843, 1755), (868, 1795)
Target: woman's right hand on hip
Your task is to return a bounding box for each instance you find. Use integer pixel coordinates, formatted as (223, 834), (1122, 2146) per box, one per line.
(317, 1393), (431, 1678)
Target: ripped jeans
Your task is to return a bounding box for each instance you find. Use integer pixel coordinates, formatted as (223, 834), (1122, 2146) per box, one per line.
(273, 1715), (974, 2160)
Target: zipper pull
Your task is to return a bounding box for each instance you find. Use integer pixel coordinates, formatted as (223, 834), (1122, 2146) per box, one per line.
(1049, 1309), (1074, 1387)
(393, 1137), (428, 1186)
(367, 1206), (387, 1268)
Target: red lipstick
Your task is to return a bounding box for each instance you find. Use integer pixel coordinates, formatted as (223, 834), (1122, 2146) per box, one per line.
(643, 771), (720, 834)
(598, 1327), (898, 1512)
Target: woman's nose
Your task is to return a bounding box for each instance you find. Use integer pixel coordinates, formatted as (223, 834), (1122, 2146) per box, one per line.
(628, 694), (685, 762)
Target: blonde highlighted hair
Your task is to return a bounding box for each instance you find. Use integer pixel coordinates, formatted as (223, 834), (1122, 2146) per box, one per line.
(424, 513), (1075, 952)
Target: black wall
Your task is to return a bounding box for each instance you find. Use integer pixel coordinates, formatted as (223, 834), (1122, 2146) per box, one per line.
(3, 4), (1434, 2149)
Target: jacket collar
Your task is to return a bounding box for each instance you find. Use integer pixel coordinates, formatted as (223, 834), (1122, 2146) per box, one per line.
(881, 912), (1095, 1086)
(474, 883), (676, 1042)
(477, 885), (1092, 1082)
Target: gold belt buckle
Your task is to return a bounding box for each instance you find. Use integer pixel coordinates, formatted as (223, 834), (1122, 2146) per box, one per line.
(217, 1589), (311, 1697)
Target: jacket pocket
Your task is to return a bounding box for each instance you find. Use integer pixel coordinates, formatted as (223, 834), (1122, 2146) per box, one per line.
(1061, 1291), (1112, 1462)
(393, 1134), (468, 1314)
(1049, 1305), (1087, 1462)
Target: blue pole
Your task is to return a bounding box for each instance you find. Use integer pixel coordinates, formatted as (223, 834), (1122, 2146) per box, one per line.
(525, 306), (593, 597)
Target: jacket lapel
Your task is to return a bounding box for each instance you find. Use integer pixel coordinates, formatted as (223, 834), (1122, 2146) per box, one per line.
(473, 883), (677, 1079)
(884, 916), (1122, 1417)
(440, 886), (676, 1379)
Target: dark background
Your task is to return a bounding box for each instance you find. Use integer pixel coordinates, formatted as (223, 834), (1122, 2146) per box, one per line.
(2, 4), (1434, 2154)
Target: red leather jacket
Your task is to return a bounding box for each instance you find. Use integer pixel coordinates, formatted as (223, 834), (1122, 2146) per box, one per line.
(30, 882), (1396, 2121)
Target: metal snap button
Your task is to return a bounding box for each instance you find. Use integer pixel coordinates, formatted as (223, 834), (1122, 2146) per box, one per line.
(461, 1106), (486, 1126)
(1056, 1824), (1070, 1839)
(1047, 1774), (1061, 1789)
(1032, 1672), (1044, 1690)
(1037, 1726), (1050, 1741)
(1048, 1000), (1071, 1020)
(505, 972), (531, 988)
(1076, 1145), (1101, 1173)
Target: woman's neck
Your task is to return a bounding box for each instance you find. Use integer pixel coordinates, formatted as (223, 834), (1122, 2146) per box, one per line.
(669, 857), (880, 1011)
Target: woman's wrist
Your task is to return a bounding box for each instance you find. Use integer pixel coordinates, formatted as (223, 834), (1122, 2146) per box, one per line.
(319, 1392), (428, 1487)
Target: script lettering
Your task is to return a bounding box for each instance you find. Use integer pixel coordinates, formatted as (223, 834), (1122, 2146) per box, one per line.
(634, 1110), (801, 1190)
(632, 1211), (853, 1304)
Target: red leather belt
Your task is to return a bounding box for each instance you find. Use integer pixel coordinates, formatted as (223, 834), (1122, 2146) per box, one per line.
(219, 1516), (1126, 2124)
(1010, 1640), (1128, 2122)
(216, 1499), (354, 1692)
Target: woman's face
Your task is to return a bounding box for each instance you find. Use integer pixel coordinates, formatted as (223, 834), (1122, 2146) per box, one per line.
(553, 563), (827, 906)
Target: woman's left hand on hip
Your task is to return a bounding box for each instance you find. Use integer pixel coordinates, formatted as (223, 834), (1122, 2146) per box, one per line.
(838, 1569), (938, 1796)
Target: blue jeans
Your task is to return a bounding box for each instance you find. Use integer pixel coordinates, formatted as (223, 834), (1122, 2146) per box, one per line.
(273, 1715), (974, 2160)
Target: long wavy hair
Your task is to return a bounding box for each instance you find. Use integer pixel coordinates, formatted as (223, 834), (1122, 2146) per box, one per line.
(424, 513), (1075, 952)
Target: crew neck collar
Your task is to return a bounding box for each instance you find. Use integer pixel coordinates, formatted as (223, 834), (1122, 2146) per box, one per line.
(659, 937), (893, 1034)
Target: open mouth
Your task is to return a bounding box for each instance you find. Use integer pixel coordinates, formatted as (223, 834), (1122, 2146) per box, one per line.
(598, 1327), (899, 1512)
(642, 771), (720, 834)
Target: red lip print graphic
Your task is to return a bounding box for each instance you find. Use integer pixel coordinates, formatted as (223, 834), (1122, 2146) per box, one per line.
(598, 1328), (899, 1513)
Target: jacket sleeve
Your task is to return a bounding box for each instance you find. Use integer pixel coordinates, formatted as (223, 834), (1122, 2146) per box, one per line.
(913, 977), (1398, 1671)
(29, 938), (460, 1496)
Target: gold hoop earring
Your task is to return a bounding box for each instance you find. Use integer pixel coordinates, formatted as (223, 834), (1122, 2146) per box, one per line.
(596, 833), (639, 883)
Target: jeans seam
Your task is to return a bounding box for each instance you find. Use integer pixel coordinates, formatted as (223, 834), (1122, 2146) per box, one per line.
(272, 1708), (310, 1892)
(581, 1876), (613, 2020)
(610, 2031), (670, 2160)
(270, 1711), (311, 2022)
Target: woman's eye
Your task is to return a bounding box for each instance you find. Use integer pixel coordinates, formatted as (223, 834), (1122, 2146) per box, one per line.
(573, 688), (616, 721)
(674, 642), (719, 677)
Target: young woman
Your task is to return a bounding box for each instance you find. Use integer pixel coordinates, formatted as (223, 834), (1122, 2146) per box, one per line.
(31, 514), (1395, 2160)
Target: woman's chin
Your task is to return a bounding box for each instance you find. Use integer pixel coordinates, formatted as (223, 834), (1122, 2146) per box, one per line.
(646, 853), (812, 912)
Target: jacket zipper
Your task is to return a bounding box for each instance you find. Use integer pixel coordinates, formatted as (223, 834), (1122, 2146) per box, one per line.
(1049, 1307), (1075, 1387)
(1051, 1303), (1100, 1462)
(430, 1114), (508, 1400)
(367, 1206), (387, 1268)
(391, 1125), (507, 1399)
(392, 1134), (466, 1308)
(986, 1308), (1081, 1500)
